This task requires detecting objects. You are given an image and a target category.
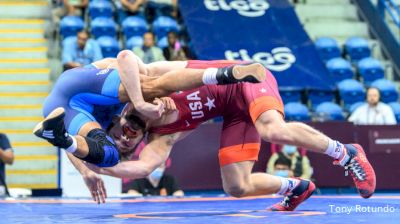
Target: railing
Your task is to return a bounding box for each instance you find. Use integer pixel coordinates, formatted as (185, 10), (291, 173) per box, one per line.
(378, 0), (400, 28)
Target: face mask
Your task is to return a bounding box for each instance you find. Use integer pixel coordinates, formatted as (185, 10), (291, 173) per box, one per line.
(283, 145), (297, 155)
(274, 170), (290, 177)
(149, 168), (164, 180)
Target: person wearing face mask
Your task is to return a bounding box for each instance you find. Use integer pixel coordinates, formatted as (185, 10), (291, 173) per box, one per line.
(273, 157), (293, 178)
(267, 144), (313, 180)
(125, 163), (184, 196)
(348, 87), (397, 125)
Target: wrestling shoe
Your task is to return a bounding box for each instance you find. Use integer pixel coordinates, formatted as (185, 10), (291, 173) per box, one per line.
(216, 63), (266, 84)
(333, 144), (376, 199)
(267, 179), (316, 211)
(33, 107), (74, 149)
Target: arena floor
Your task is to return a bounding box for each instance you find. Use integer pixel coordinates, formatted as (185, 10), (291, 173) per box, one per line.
(0, 194), (399, 224)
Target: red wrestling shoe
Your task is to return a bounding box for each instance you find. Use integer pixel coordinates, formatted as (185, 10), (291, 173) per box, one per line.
(334, 144), (376, 199)
(267, 179), (316, 211)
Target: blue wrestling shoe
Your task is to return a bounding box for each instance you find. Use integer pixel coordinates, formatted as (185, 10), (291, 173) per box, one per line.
(216, 63), (266, 84)
(33, 107), (74, 149)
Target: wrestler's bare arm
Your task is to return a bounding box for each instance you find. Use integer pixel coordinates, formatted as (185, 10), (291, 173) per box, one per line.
(90, 131), (192, 179)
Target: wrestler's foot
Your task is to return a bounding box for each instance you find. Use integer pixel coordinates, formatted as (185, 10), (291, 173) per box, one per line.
(267, 179), (316, 211)
(216, 63), (266, 84)
(33, 107), (74, 149)
(333, 144), (376, 198)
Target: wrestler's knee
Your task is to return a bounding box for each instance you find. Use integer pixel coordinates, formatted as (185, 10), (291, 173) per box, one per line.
(255, 110), (290, 143)
(223, 183), (248, 198)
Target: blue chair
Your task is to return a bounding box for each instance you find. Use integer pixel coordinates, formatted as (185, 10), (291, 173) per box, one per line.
(315, 37), (341, 61)
(152, 16), (179, 39)
(60, 16), (84, 38)
(279, 88), (302, 104)
(370, 79), (399, 103)
(315, 102), (345, 121)
(308, 89), (335, 109)
(89, 0), (113, 19)
(348, 101), (364, 113)
(326, 58), (354, 83)
(284, 102), (310, 121)
(338, 79), (365, 109)
(126, 36), (143, 49)
(357, 57), (384, 85)
(97, 36), (120, 58)
(388, 102), (400, 123)
(91, 17), (117, 38)
(344, 37), (371, 62)
(157, 36), (168, 48)
(122, 16), (148, 39)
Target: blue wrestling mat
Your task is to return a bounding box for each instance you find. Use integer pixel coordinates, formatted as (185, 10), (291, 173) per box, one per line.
(0, 195), (399, 224)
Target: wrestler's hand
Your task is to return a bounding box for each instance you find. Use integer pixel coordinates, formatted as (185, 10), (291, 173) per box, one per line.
(158, 97), (177, 111)
(82, 170), (107, 204)
(135, 100), (165, 120)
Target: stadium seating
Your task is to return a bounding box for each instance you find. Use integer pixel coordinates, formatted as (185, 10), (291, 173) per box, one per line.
(157, 36), (168, 48)
(97, 36), (120, 58)
(315, 37), (341, 61)
(357, 57), (385, 85)
(284, 102), (310, 121)
(91, 17), (117, 38)
(370, 79), (399, 103)
(152, 16), (179, 39)
(315, 102), (345, 121)
(88, 0), (113, 19)
(126, 36), (144, 49)
(60, 16), (84, 38)
(308, 89), (335, 109)
(344, 37), (371, 62)
(122, 16), (148, 39)
(348, 101), (364, 114)
(326, 58), (354, 83)
(279, 88), (302, 104)
(388, 102), (400, 123)
(337, 79), (365, 109)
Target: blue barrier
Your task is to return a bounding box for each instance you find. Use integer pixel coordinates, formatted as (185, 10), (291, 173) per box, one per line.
(179, 0), (335, 90)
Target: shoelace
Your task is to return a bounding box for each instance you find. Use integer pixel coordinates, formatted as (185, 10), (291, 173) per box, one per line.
(344, 159), (366, 181)
(279, 194), (299, 208)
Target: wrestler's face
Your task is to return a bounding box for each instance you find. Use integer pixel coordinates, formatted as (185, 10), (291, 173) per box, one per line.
(109, 116), (144, 156)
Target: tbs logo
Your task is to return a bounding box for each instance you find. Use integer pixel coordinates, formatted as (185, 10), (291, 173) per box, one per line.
(204, 0), (270, 17)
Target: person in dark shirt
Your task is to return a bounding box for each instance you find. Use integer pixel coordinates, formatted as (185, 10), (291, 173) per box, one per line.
(126, 163), (184, 196)
(0, 133), (14, 196)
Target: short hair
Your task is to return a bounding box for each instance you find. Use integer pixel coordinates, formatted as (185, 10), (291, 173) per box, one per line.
(143, 31), (155, 40)
(274, 156), (291, 168)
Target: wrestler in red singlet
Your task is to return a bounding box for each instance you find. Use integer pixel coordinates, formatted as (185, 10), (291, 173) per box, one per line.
(150, 60), (284, 167)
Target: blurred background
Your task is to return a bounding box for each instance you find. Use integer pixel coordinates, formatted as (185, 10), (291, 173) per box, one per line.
(0, 0), (398, 198)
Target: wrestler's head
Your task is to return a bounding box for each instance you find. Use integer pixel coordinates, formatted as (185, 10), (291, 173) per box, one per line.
(107, 112), (146, 159)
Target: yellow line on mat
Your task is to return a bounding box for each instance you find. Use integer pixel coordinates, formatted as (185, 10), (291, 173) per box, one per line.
(0, 92), (48, 97)
(8, 183), (57, 189)
(0, 69), (50, 74)
(0, 19), (44, 24)
(0, 116), (42, 121)
(0, 38), (45, 43)
(0, 81), (49, 85)
(0, 47), (47, 52)
(12, 142), (51, 147)
(7, 169), (56, 175)
(15, 155), (57, 160)
(0, 129), (32, 134)
(0, 104), (42, 109)
(0, 58), (48, 63)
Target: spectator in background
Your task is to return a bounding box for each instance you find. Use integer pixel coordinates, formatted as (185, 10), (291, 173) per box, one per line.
(115, 0), (146, 23)
(272, 157), (293, 178)
(0, 133), (14, 196)
(146, 0), (178, 19)
(52, 0), (88, 24)
(133, 31), (165, 63)
(62, 30), (103, 70)
(348, 87), (397, 125)
(163, 31), (193, 60)
(267, 144), (313, 180)
(125, 162), (184, 196)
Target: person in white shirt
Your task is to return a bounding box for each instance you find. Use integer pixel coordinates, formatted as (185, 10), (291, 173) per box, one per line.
(348, 87), (397, 125)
